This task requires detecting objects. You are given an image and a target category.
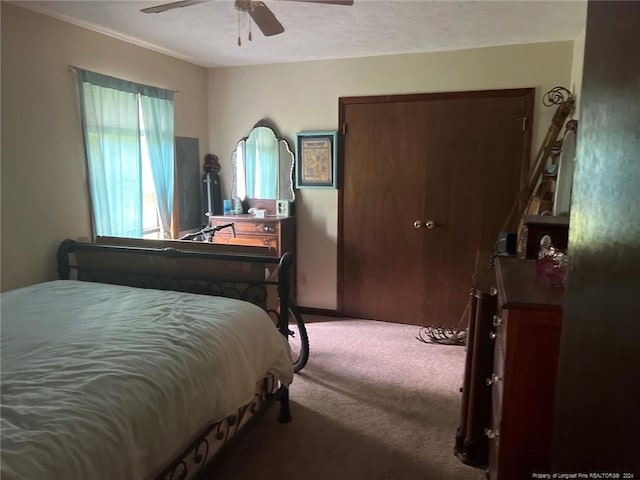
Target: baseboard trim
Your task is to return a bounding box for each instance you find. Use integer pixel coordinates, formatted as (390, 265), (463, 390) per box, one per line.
(298, 306), (339, 317)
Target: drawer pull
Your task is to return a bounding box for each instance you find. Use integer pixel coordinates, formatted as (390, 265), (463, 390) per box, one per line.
(484, 428), (499, 439)
(489, 332), (497, 340)
(489, 286), (498, 296)
(486, 374), (502, 386)
(492, 315), (503, 327)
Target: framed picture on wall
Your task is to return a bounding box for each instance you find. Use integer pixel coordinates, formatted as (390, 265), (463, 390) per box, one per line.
(295, 131), (338, 189)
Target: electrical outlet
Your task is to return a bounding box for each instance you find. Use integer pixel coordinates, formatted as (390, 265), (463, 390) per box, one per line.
(300, 273), (308, 286)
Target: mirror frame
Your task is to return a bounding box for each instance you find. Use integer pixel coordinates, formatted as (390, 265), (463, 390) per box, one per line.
(231, 120), (295, 203)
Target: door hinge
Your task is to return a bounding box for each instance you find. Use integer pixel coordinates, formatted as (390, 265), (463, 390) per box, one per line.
(521, 116), (528, 131)
(342, 123), (348, 135)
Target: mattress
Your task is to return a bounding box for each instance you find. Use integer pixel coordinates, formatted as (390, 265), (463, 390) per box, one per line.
(0, 280), (293, 480)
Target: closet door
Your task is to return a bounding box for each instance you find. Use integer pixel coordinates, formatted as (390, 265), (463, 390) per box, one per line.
(339, 90), (533, 327)
(341, 101), (429, 324)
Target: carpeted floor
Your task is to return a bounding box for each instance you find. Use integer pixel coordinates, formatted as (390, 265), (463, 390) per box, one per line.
(209, 317), (487, 480)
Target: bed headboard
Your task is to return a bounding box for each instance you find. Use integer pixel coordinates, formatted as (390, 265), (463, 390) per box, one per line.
(56, 239), (292, 336)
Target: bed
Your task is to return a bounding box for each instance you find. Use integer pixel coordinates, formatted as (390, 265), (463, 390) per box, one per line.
(0, 239), (294, 480)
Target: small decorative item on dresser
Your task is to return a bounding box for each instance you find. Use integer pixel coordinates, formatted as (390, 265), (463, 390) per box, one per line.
(535, 235), (569, 288)
(276, 199), (290, 217)
(223, 198), (232, 215)
(536, 235), (556, 277)
(232, 198), (243, 214)
(550, 252), (568, 288)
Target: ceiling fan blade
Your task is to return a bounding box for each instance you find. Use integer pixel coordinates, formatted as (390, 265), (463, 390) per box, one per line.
(141, 0), (208, 14)
(279, 0), (353, 4)
(248, 1), (285, 37)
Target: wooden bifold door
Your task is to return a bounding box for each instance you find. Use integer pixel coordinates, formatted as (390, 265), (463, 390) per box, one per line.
(338, 89), (533, 327)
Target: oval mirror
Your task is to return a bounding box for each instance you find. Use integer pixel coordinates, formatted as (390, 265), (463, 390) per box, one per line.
(231, 121), (295, 202)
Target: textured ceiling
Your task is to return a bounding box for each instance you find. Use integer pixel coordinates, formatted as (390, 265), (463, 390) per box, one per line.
(17, 0), (587, 68)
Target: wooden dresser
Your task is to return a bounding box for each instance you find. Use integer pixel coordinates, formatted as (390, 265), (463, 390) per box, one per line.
(209, 214), (296, 298)
(487, 257), (563, 479)
(210, 215), (294, 251)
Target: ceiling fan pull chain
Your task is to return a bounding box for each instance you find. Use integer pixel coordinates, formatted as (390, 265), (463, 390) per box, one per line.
(237, 10), (242, 46)
(248, 19), (252, 42)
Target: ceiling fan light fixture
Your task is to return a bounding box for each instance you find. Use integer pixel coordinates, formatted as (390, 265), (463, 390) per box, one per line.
(234, 0), (254, 14)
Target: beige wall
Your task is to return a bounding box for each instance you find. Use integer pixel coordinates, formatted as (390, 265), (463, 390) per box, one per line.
(0, 3), (209, 291)
(207, 41), (574, 310)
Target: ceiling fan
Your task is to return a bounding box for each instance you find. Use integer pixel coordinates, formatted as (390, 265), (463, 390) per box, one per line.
(141, 0), (353, 39)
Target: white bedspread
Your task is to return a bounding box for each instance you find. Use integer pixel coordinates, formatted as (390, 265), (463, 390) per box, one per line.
(0, 280), (293, 480)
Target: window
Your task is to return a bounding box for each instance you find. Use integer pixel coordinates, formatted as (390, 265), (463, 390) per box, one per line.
(76, 69), (174, 239)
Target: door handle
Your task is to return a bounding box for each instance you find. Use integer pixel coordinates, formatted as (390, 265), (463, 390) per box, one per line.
(413, 220), (423, 229)
(424, 220), (436, 230)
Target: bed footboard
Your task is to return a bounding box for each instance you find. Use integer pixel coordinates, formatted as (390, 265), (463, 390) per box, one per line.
(157, 373), (286, 480)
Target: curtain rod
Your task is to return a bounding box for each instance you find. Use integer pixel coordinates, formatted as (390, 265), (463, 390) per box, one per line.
(68, 65), (183, 94)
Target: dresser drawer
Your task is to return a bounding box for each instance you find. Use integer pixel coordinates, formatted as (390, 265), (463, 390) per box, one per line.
(208, 214), (296, 301)
(213, 219), (279, 236)
(213, 234), (278, 249)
